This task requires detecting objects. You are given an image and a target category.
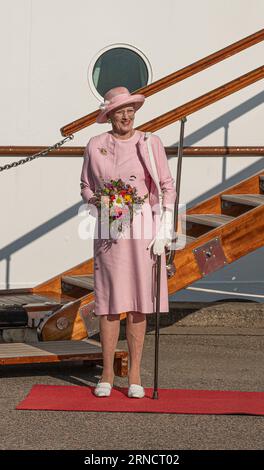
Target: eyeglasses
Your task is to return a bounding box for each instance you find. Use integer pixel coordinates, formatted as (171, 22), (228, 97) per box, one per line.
(114, 108), (135, 118)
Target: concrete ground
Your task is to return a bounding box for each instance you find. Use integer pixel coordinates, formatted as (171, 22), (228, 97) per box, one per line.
(0, 304), (264, 450)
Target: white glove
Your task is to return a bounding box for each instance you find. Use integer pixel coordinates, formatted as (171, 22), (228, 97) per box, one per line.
(147, 209), (174, 255)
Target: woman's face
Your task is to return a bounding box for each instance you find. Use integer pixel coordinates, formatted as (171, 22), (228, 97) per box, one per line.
(108, 104), (136, 135)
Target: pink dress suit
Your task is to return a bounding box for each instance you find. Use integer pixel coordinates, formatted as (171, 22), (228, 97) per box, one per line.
(80, 129), (176, 316)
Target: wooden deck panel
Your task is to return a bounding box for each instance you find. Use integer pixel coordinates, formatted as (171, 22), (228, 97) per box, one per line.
(221, 194), (264, 206)
(185, 214), (234, 227)
(0, 339), (128, 376)
(0, 292), (72, 307)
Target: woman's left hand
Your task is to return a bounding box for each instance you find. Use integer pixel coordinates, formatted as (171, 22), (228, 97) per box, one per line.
(147, 209), (175, 255)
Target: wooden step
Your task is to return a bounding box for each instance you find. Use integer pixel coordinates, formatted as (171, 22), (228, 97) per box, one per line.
(185, 214), (234, 227)
(62, 274), (94, 291)
(0, 292), (74, 329)
(221, 194), (264, 207)
(0, 338), (128, 376)
(0, 293), (67, 308)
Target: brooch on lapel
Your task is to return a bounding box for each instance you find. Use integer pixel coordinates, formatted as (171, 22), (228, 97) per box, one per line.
(98, 147), (108, 156)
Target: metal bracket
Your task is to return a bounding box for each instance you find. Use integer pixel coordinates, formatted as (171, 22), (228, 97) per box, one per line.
(193, 236), (227, 277)
(79, 301), (99, 337)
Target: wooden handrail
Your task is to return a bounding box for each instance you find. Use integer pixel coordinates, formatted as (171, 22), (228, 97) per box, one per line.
(138, 65), (264, 132)
(60, 28), (264, 136)
(1, 146), (264, 156)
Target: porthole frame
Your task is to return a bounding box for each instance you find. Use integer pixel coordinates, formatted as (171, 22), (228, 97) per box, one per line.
(87, 43), (153, 102)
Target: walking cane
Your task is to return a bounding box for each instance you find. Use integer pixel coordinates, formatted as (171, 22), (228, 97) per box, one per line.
(152, 253), (161, 399)
(152, 117), (187, 400)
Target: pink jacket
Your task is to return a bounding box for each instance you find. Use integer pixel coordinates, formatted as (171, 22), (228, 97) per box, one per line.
(80, 130), (176, 213)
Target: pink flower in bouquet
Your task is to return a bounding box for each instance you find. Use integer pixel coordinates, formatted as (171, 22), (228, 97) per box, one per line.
(116, 204), (130, 220)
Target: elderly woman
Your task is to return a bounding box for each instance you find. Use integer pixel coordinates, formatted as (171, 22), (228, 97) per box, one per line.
(80, 86), (176, 398)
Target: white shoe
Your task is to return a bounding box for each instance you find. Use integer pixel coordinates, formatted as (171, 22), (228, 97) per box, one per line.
(94, 382), (112, 397)
(128, 384), (145, 398)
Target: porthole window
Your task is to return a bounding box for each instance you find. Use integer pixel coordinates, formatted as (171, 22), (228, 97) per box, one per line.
(88, 44), (152, 101)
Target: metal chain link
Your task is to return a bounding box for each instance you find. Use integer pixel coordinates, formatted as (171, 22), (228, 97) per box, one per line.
(0, 134), (74, 172)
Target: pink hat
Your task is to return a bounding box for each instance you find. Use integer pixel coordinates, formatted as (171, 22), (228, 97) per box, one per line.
(96, 86), (145, 124)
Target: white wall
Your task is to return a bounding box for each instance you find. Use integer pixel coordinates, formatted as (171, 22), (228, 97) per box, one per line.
(0, 0), (263, 299)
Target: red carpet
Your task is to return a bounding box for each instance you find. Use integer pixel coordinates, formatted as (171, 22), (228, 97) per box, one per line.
(16, 384), (264, 415)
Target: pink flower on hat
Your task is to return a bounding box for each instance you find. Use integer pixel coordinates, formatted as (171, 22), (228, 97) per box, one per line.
(99, 100), (110, 112)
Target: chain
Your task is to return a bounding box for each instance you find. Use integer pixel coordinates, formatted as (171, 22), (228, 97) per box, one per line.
(0, 134), (74, 172)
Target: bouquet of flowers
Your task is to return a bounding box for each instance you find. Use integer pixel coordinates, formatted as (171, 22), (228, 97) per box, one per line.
(90, 177), (148, 234)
